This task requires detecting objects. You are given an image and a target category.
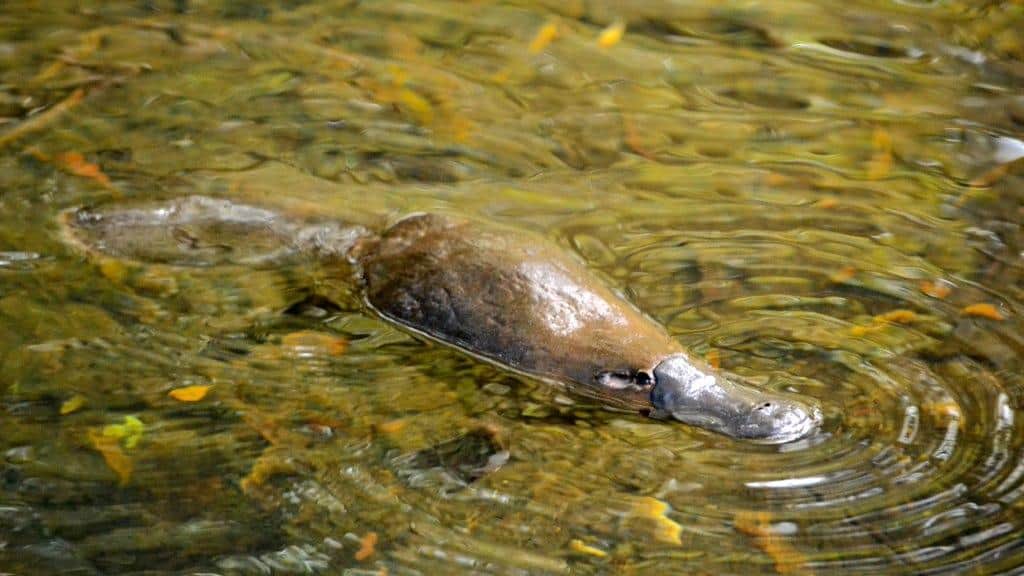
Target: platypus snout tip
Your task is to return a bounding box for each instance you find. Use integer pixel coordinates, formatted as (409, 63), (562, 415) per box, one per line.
(738, 400), (822, 444)
(649, 355), (821, 444)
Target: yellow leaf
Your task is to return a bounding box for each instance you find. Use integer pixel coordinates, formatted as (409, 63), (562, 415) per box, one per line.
(867, 127), (893, 180)
(962, 303), (1005, 320)
(597, 21), (626, 48)
(397, 88), (433, 126)
(631, 496), (682, 545)
(98, 259), (128, 284)
(169, 385), (211, 402)
(103, 415), (145, 449)
(60, 394), (87, 415)
(529, 21), (559, 54)
(569, 539), (607, 558)
(813, 197), (839, 209)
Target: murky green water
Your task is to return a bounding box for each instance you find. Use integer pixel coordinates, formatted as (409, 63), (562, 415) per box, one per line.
(2, 1), (1023, 574)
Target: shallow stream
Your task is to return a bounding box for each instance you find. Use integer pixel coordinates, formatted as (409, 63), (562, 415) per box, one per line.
(2, 1), (1024, 574)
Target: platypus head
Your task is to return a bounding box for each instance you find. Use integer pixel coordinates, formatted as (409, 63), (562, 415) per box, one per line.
(649, 354), (821, 444)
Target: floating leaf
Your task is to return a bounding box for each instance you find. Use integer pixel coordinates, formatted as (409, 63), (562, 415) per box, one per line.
(529, 21), (559, 54)
(355, 531), (378, 561)
(597, 21), (626, 48)
(962, 303), (1005, 320)
(60, 394), (87, 415)
(169, 385), (211, 402)
(569, 539), (607, 558)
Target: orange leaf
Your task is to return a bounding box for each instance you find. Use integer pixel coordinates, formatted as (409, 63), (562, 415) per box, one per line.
(813, 197), (839, 209)
(169, 385), (211, 402)
(920, 280), (952, 299)
(876, 309), (917, 324)
(88, 429), (133, 485)
(735, 511), (809, 575)
(706, 348), (720, 370)
(962, 303), (1005, 321)
(55, 152), (111, 187)
(376, 419), (407, 435)
(830, 266), (857, 283)
(355, 531), (378, 561)
(281, 331), (349, 356)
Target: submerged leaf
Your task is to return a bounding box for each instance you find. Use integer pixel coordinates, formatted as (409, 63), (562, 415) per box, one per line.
(569, 539), (607, 558)
(281, 330), (349, 356)
(735, 511), (809, 575)
(169, 385), (211, 402)
(962, 303), (1005, 320)
(60, 394), (87, 415)
(630, 496), (682, 545)
(355, 531), (378, 561)
(55, 152), (111, 187)
(102, 415), (145, 449)
(88, 429), (133, 485)
(876, 309), (918, 324)
(529, 21), (559, 54)
(598, 21), (626, 48)
(920, 280), (953, 299)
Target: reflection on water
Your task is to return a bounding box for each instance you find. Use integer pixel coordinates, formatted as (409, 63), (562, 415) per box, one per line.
(1, 0), (1023, 574)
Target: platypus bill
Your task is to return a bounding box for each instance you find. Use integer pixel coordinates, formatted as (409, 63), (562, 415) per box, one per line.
(62, 196), (821, 443)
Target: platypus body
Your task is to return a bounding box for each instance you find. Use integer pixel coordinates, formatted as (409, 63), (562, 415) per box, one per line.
(63, 196), (820, 443)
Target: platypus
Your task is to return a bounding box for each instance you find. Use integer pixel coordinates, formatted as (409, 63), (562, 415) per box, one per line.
(61, 195), (821, 443)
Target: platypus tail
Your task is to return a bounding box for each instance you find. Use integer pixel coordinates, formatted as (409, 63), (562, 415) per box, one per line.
(61, 195), (373, 268)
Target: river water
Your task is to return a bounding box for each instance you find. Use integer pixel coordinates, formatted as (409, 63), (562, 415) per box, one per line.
(1, 1), (1023, 574)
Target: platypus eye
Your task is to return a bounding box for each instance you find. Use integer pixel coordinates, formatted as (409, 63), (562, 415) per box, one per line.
(635, 370), (653, 387)
(595, 370), (653, 391)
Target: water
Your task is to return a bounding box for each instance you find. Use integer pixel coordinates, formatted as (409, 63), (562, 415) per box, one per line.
(1, 1), (1023, 574)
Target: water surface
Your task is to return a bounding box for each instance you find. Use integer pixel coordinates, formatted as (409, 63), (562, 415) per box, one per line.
(1, 1), (1023, 574)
